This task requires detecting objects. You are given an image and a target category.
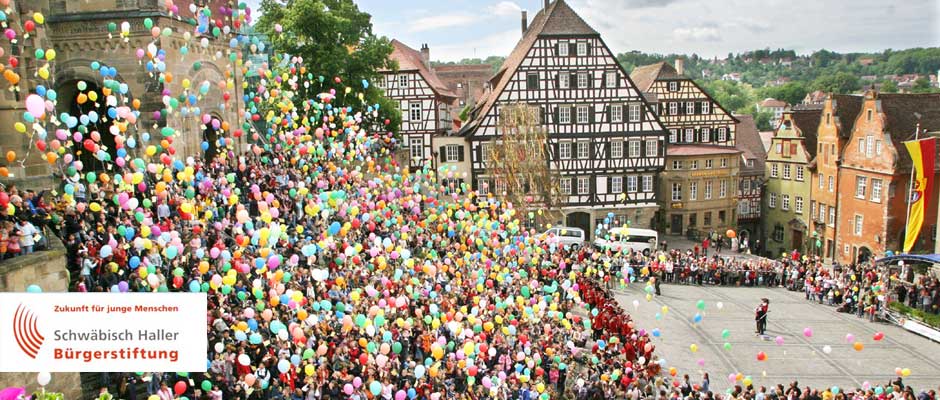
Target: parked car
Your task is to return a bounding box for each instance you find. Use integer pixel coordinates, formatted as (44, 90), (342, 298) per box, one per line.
(593, 227), (659, 256)
(541, 226), (586, 249)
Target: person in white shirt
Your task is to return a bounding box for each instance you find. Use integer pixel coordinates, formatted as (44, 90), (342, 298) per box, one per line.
(16, 220), (37, 254)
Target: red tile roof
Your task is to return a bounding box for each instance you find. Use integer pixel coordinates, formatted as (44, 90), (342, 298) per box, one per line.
(385, 40), (457, 99)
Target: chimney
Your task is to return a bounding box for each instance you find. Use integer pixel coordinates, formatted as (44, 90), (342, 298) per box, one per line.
(675, 58), (684, 76)
(521, 10), (528, 34)
(420, 44), (430, 69)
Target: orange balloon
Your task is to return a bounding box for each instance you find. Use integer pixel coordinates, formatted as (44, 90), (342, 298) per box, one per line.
(0, 167), (8, 177)
(5, 151), (14, 163)
(853, 342), (864, 351)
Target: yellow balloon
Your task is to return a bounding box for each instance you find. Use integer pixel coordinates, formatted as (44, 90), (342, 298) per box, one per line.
(89, 202), (102, 212)
(14, 122), (26, 133)
(304, 364), (314, 376)
(33, 13), (45, 24)
(38, 67), (50, 80)
(44, 49), (55, 61)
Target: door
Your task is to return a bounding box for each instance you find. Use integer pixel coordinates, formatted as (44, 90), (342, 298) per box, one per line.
(792, 230), (803, 253)
(565, 212), (592, 241)
(670, 214), (683, 235)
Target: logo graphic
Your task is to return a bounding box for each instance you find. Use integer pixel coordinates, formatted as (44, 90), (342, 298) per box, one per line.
(13, 303), (44, 359)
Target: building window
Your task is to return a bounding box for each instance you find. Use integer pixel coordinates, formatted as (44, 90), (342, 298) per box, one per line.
(559, 106), (571, 123)
(875, 140), (882, 155)
(494, 179), (507, 194)
(672, 183), (682, 201)
(782, 194), (790, 211)
(819, 174), (825, 189)
(627, 176), (638, 193)
(610, 141), (623, 158)
(576, 41), (587, 56)
(689, 213), (698, 227)
(771, 163), (778, 178)
(720, 157), (728, 168)
(672, 160), (682, 170)
(705, 159), (714, 169)
(704, 181), (713, 200)
(628, 140), (641, 158)
(704, 211), (712, 226)
(871, 179), (882, 202)
(690, 160), (698, 170)
(480, 143), (492, 162)
(867, 109), (873, 121)
(796, 166), (804, 181)
(611, 105), (623, 123)
(527, 73), (539, 90)
(717, 128), (727, 142)
(701, 127), (711, 143)
(445, 145), (460, 162)
(577, 176), (590, 194)
(559, 73), (570, 89)
(684, 128), (694, 143)
(866, 135), (874, 157)
(669, 129), (678, 143)
(577, 141), (589, 159)
(576, 105), (590, 123)
(399, 74), (409, 87)
(769, 192), (776, 208)
(854, 214), (863, 236)
(558, 41), (569, 57)
(855, 176), (867, 199)
(477, 178), (489, 194)
(686, 101), (695, 114)
(701, 101), (710, 114)
(642, 175), (653, 192)
(559, 142), (572, 159)
(795, 196), (803, 214)
(628, 104), (641, 122)
(605, 71), (617, 87)
(668, 81), (678, 91)
(611, 176), (623, 193)
(646, 140), (657, 156)
(669, 102), (678, 115)
(690, 182), (698, 200)
(743, 179), (750, 191)
(859, 138), (865, 153)
(560, 178), (572, 194)
(829, 207), (836, 226)
(828, 176), (834, 192)
(818, 203), (825, 222)
(410, 137), (424, 160)
(773, 224), (784, 242)
(720, 180), (728, 198)
(719, 210), (726, 225)
(783, 164), (791, 179)
(739, 200), (749, 215)
(577, 72), (589, 89)
(410, 102), (422, 121)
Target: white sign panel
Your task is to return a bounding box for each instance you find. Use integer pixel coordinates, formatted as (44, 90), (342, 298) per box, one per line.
(0, 293), (207, 372)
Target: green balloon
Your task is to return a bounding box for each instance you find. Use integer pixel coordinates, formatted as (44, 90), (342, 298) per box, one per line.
(201, 380), (211, 391)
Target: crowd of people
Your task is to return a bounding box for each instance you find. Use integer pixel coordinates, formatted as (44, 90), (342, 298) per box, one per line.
(0, 186), (50, 261)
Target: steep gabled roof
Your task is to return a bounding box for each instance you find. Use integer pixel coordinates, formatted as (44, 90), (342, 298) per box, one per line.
(629, 61), (678, 92)
(760, 98), (788, 108)
(460, 0), (600, 135)
(734, 114), (766, 174)
(791, 108), (823, 158)
(385, 39), (457, 99)
(831, 94), (863, 139)
(878, 93), (940, 167)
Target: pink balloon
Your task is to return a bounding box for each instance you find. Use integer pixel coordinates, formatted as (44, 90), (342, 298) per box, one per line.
(25, 94), (45, 118)
(343, 384), (353, 395)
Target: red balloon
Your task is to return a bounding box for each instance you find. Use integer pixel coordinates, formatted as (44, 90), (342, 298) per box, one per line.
(83, 139), (97, 152)
(8, 56), (17, 68)
(358, 354), (368, 365)
(23, 20), (35, 32)
(0, 192), (8, 206)
(174, 381), (187, 395)
(172, 275), (183, 288)
(873, 332), (885, 341)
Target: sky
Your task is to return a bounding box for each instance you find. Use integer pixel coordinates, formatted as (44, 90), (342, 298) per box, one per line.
(246, 0), (940, 62)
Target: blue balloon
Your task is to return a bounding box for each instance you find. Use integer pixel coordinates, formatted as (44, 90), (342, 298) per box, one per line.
(26, 284), (42, 293)
(249, 333), (262, 345)
(234, 330), (247, 342)
(189, 281), (201, 293)
(129, 256), (141, 268)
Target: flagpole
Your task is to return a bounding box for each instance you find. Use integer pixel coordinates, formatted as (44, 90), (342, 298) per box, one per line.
(903, 122), (921, 253)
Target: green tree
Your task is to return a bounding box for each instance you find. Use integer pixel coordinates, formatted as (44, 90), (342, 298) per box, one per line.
(911, 77), (939, 93)
(759, 82), (808, 105)
(881, 80), (899, 93)
(698, 80), (756, 113)
(811, 72), (861, 93)
(754, 109), (775, 131)
(256, 0), (401, 131)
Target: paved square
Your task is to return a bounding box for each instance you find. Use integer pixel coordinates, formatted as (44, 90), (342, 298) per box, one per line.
(613, 284), (940, 393)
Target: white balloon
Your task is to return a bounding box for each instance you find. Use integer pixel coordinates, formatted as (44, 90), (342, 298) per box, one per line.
(716, 302), (724, 310)
(37, 372), (51, 387)
(238, 354), (251, 366)
(214, 342), (224, 353)
(822, 345), (832, 354)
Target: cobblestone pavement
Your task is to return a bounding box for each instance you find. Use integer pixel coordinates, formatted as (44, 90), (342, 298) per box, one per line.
(612, 284), (940, 393)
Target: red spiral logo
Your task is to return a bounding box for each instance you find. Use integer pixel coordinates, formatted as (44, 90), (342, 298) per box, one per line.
(13, 304), (44, 359)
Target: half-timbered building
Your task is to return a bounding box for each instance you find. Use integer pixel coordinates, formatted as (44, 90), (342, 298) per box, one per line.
(379, 40), (458, 171)
(734, 114), (767, 251)
(631, 60), (740, 237)
(459, 0), (668, 236)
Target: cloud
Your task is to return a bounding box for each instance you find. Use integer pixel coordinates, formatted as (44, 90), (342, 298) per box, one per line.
(672, 26), (721, 42)
(409, 14), (480, 33)
(432, 29), (521, 62)
(614, 0), (684, 7)
(489, 1), (522, 17)
(726, 18), (771, 33)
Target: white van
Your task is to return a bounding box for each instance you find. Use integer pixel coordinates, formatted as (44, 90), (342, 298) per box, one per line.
(593, 227), (659, 256)
(541, 226), (586, 249)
